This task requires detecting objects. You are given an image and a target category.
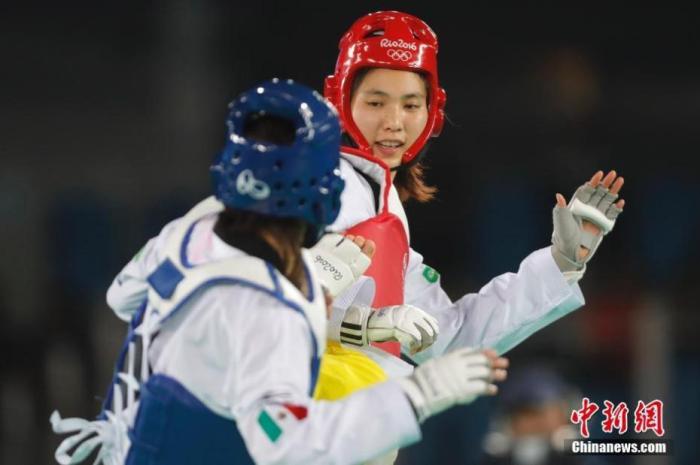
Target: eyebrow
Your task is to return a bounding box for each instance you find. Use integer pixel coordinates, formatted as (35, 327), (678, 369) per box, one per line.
(362, 89), (425, 99)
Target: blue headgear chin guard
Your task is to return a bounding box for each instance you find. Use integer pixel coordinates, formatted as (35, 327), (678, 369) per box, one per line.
(211, 79), (344, 234)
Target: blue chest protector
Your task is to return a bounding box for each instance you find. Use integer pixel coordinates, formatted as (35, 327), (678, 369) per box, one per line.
(126, 374), (254, 465)
(125, 271), (323, 464)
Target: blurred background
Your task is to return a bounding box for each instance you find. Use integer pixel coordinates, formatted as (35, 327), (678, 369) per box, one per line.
(2, 3), (699, 464)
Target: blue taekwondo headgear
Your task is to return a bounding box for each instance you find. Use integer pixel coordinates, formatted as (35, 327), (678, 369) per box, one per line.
(211, 78), (344, 234)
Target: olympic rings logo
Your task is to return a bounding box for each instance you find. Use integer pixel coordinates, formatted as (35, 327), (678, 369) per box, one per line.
(387, 49), (412, 62)
(236, 169), (270, 200)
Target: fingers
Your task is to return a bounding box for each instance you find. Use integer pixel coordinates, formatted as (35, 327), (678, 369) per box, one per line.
(571, 183), (596, 203)
(491, 356), (510, 370)
(401, 305), (439, 353)
(490, 359), (509, 382)
(395, 324), (423, 351)
(610, 176), (624, 195)
(588, 170), (622, 189)
(480, 349), (509, 384)
(345, 234), (376, 258)
(583, 170), (626, 217)
(595, 172), (623, 212)
(610, 185), (625, 215)
(488, 352), (509, 381)
(450, 349), (506, 397)
(347, 234), (364, 248)
(555, 193), (567, 207)
(597, 191), (618, 213)
(423, 314), (440, 337)
(362, 239), (376, 259)
(588, 170), (624, 193)
(481, 349), (509, 367)
(601, 170), (617, 189)
(408, 317), (439, 354)
(606, 200), (624, 221)
(589, 170), (604, 186)
(414, 323), (436, 354)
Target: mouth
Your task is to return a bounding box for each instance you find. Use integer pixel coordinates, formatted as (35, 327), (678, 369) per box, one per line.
(373, 140), (405, 159)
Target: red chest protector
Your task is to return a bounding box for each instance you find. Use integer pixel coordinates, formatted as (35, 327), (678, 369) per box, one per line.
(344, 153), (409, 357)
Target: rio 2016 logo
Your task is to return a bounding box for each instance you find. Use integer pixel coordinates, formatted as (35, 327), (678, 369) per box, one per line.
(380, 38), (417, 51)
(313, 255), (343, 281)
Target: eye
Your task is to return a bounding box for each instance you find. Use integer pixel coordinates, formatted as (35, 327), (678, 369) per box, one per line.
(404, 102), (422, 111)
(366, 100), (383, 108)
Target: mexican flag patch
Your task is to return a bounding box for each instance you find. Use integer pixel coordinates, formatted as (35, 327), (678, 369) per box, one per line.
(422, 265), (440, 284)
(257, 403), (308, 443)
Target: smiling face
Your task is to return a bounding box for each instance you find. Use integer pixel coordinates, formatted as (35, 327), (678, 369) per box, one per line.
(350, 68), (429, 168)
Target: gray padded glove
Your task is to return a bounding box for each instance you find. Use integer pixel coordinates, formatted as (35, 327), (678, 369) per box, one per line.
(552, 182), (623, 282)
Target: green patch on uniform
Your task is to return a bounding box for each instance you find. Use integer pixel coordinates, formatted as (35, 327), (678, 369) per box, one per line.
(422, 265), (440, 284)
(257, 410), (282, 442)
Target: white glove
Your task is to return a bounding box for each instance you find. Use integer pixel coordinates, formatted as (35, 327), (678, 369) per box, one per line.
(309, 233), (371, 298)
(339, 304), (439, 354)
(395, 348), (494, 423)
(552, 181), (624, 282)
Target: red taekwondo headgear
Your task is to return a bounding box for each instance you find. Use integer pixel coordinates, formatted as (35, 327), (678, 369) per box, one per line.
(324, 11), (447, 165)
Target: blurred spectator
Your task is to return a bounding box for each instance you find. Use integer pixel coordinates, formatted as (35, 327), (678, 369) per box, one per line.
(481, 365), (605, 465)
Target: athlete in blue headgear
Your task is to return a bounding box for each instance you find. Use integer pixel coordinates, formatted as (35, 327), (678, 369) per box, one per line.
(51, 79), (508, 465)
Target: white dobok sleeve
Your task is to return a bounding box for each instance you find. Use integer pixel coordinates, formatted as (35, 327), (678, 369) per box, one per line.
(219, 290), (421, 465)
(106, 219), (180, 322)
(404, 247), (585, 363)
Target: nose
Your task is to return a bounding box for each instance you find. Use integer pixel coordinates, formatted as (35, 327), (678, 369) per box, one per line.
(381, 104), (403, 133)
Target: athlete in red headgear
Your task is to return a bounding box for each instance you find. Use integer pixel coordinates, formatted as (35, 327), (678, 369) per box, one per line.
(324, 11), (446, 166)
(314, 10), (626, 445)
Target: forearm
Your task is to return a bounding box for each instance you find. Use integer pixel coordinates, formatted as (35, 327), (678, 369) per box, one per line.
(239, 381), (420, 465)
(410, 247), (584, 363)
